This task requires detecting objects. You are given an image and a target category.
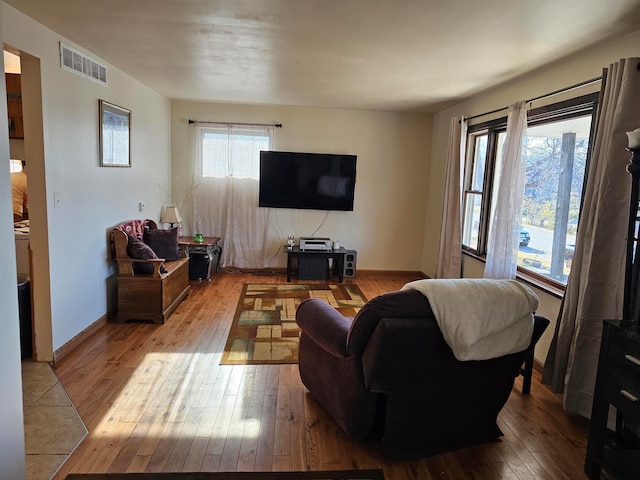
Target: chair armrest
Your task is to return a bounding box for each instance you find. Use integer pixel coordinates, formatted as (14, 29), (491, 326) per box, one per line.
(531, 315), (550, 347)
(296, 298), (352, 358)
(114, 257), (166, 278)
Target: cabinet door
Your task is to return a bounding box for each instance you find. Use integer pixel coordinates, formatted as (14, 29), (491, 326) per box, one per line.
(6, 73), (23, 139)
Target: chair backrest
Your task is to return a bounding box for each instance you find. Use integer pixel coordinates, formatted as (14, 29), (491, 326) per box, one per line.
(115, 219), (157, 241)
(110, 219), (156, 259)
(346, 289), (434, 356)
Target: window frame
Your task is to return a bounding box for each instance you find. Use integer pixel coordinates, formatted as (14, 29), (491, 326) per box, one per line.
(197, 124), (273, 180)
(462, 126), (505, 256)
(461, 92), (599, 291)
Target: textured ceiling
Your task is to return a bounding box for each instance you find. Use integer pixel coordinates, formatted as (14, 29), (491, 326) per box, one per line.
(4, 0), (640, 112)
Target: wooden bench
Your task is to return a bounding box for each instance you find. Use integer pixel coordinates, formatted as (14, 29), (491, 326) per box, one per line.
(111, 219), (190, 324)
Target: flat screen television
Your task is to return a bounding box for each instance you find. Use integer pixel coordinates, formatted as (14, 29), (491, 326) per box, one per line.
(259, 150), (357, 211)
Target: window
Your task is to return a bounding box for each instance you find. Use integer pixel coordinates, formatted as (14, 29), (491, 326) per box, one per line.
(199, 124), (272, 179)
(462, 131), (506, 252)
(462, 133), (486, 251)
(462, 93), (598, 287)
(10, 159), (23, 172)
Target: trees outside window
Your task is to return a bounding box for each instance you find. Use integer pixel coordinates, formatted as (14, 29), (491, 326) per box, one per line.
(461, 93), (597, 287)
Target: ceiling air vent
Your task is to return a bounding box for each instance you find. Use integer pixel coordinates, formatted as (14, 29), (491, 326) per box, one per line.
(59, 42), (107, 86)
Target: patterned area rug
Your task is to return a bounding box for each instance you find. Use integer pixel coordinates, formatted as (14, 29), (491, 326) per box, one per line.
(220, 284), (367, 365)
(66, 470), (384, 479)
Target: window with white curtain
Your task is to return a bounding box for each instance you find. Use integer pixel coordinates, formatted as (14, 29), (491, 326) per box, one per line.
(193, 123), (274, 269)
(9, 159), (23, 172)
(199, 124), (272, 179)
(461, 93), (598, 288)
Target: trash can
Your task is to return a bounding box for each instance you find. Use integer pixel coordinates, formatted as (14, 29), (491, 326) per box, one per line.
(17, 275), (32, 360)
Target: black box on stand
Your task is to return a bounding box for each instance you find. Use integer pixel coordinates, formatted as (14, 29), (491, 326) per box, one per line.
(189, 251), (211, 281)
(298, 257), (329, 280)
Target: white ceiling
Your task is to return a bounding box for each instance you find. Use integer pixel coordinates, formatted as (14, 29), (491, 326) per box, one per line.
(4, 0), (640, 112)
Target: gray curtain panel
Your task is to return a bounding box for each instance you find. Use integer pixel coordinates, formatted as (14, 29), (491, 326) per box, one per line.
(542, 57), (640, 419)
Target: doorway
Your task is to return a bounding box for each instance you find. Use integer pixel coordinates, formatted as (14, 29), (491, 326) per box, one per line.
(5, 46), (53, 362)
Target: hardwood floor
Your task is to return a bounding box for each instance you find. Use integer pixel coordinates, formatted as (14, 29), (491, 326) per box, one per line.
(51, 272), (591, 479)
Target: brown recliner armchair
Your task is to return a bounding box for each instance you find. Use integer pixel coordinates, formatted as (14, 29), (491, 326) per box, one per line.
(296, 288), (549, 459)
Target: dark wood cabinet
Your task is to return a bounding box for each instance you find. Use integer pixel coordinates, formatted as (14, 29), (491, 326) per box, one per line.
(585, 319), (640, 479)
(6, 73), (23, 139)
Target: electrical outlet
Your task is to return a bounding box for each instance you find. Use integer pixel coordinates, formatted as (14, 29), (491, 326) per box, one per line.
(139, 201), (146, 211)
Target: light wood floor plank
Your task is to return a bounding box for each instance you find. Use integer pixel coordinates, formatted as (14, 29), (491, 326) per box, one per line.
(182, 437), (208, 472)
(125, 454), (150, 473)
(106, 436), (144, 473)
(289, 384), (308, 471)
(144, 421), (183, 472)
(273, 384), (292, 458)
(254, 392), (278, 471)
(51, 272), (591, 479)
(206, 393), (236, 458)
(87, 422), (136, 474)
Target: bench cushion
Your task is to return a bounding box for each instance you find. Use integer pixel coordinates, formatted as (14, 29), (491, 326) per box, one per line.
(144, 228), (180, 261)
(126, 234), (166, 275)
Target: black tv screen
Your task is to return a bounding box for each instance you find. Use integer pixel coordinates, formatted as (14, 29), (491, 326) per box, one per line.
(259, 150), (357, 211)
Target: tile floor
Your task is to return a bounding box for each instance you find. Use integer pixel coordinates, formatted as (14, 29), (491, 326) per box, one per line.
(22, 360), (87, 480)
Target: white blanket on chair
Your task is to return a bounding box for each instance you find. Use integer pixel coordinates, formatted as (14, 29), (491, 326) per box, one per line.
(402, 278), (538, 361)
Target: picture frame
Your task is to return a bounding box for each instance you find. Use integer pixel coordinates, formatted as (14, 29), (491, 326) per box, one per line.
(99, 99), (131, 167)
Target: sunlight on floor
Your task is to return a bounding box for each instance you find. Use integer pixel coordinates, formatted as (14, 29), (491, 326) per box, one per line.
(90, 352), (262, 442)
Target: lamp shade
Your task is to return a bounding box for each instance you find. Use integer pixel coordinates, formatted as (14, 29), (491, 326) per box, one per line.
(627, 128), (640, 149)
(160, 206), (182, 225)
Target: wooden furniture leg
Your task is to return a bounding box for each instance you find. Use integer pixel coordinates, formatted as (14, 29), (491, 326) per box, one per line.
(521, 350), (534, 394)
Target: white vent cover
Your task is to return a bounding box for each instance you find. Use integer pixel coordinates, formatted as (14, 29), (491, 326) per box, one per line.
(59, 42), (107, 85)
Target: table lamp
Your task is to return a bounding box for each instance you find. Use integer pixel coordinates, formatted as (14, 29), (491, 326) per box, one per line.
(160, 205), (182, 229)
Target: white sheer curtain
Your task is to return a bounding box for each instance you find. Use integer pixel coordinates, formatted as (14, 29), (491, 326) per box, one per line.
(192, 124), (272, 269)
(485, 101), (527, 279)
(436, 116), (466, 278)
(543, 58), (640, 418)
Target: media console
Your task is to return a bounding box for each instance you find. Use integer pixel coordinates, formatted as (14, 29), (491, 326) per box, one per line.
(284, 246), (355, 282)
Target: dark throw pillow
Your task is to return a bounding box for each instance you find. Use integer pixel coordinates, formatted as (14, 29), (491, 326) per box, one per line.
(126, 234), (166, 275)
(143, 228), (180, 261)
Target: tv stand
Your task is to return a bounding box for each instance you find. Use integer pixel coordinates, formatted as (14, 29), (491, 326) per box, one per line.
(284, 246), (351, 282)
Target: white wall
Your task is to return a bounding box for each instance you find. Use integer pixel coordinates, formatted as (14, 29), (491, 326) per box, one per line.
(0, 6), (26, 479)
(425, 29), (640, 363)
(171, 101), (432, 271)
(1, 3), (172, 357)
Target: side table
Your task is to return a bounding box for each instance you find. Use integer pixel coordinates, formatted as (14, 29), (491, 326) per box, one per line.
(179, 236), (222, 282)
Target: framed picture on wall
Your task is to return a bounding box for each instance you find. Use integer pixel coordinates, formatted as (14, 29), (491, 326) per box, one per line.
(99, 99), (131, 167)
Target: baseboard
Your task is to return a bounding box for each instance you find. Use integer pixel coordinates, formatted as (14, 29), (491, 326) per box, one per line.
(53, 313), (109, 364)
(224, 268), (428, 278)
(357, 269), (427, 278)
(533, 357), (544, 374)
